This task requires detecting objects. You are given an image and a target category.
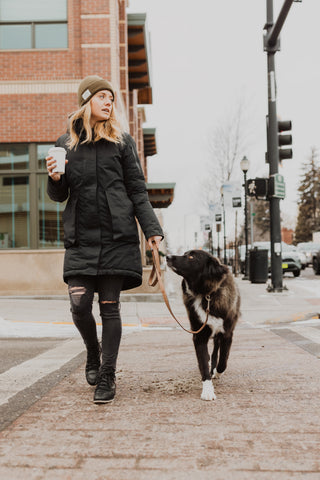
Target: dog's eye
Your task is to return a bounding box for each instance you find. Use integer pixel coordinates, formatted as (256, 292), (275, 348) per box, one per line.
(188, 255), (193, 259)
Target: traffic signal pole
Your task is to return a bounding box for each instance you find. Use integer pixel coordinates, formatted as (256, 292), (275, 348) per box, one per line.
(267, 0), (295, 48)
(264, 0), (295, 291)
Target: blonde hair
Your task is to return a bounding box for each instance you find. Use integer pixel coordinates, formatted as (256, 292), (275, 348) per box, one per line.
(67, 100), (124, 150)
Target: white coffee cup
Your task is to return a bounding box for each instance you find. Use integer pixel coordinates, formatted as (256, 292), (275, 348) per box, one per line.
(48, 147), (67, 174)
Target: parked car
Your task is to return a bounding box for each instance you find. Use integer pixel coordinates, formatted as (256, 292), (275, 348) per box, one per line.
(281, 244), (302, 277)
(297, 242), (320, 267)
(239, 241), (301, 277)
(311, 245), (320, 274)
(294, 249), (307, 270)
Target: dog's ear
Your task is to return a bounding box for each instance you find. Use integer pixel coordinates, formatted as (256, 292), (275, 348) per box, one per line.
(206, 258), (229, 281)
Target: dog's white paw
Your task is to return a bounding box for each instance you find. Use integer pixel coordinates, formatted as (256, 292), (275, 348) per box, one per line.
(201, 380), (216, 401)
(212, 368), (223, 380)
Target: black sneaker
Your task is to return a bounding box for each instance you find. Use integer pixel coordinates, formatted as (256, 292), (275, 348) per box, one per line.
(94, 367), (116, 404)
(85, 344), (101, 386)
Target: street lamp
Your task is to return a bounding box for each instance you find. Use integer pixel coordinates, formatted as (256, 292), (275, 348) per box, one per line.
(220, 185), (227, 265)
(240, 156), (250, 279)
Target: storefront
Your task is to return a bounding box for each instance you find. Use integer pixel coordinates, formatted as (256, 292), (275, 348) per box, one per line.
(0, 0), (174, 295)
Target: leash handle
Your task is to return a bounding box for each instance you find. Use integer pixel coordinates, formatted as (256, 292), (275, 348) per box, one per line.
(148, 242), (210, 335)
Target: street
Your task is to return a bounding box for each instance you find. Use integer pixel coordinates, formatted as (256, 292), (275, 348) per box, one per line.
(0, 268), (320, 478)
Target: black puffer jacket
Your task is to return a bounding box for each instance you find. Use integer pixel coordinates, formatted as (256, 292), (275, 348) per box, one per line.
(47, 131), (163, 290)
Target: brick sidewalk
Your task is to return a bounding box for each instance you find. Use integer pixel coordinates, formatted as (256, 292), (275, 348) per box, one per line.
(1, 322), (319, 479)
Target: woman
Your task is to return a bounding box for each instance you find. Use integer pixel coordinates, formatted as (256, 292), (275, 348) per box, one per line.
(46, 75), (163, 404)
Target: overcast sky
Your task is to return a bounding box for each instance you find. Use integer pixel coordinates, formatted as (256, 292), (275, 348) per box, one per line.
(128, 0), (320, 250)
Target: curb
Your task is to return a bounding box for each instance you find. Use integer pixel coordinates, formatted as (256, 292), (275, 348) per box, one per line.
(0, 293), (164, 303)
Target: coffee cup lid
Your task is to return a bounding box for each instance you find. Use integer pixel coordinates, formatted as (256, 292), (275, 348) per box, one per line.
(49, 147), (66, 151)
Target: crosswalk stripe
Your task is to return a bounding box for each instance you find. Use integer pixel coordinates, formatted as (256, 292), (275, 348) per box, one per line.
(271, 327), (320, 358)
(290, 325), (320, 344)
(0, 338), (84, 406)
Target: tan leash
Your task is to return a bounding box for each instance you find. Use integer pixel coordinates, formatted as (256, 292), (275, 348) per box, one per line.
(148, 243), (211, 334)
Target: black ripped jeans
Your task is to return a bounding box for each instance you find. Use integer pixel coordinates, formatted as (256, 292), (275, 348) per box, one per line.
(68, 275), (123, 371)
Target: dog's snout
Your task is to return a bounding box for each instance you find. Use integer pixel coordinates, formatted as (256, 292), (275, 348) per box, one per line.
(166, 254), (175, 266)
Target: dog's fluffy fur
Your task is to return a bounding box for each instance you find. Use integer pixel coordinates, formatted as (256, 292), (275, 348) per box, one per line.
(166, 250), (240, 400)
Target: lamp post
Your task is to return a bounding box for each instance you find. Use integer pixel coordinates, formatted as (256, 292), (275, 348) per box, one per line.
(240, 156), (250, 280)
(220, 186), (227, 265)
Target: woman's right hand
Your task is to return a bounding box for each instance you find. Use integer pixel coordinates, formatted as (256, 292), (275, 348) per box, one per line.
(46, 155), (62, 182)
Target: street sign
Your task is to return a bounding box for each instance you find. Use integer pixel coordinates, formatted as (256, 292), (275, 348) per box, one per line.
(200, 216), (210, 231)
(215, 214), (222, 222)
(207, 203), (222, 222)
(204, 224), (211, 231)
(270, 173), (286, 199)
(221, 182), (242, 209)
(232, 197), (241, 208)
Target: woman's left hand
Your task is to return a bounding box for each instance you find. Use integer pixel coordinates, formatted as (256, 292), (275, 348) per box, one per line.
(147, 235), (162, 250)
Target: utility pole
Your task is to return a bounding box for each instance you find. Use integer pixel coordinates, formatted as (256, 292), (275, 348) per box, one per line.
(264, 0), (296, 292)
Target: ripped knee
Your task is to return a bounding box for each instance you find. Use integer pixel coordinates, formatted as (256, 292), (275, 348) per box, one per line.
(68, 285), (91, 313)
(99, 300), (120, 316)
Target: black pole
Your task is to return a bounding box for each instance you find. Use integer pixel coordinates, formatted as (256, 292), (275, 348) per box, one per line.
(267, 0), (294, 48)
(267, 51), (283, 291)
(243, 170), (249, 280)
(209, 229), (213, 255)
(264, 0), (296, 291)
(222, 194), (227, 265)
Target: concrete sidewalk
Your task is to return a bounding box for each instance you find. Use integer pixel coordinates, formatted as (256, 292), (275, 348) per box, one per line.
(0, 275), (320, 479)
(1, 272), (320, 335)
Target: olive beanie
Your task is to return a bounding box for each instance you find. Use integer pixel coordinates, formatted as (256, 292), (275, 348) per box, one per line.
(77, 75), (115, 107)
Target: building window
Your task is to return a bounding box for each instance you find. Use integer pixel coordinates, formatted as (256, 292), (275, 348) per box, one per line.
(0, 0), (68, 50)
(0, 174), (30, 248)
(0, 143), (66, 249)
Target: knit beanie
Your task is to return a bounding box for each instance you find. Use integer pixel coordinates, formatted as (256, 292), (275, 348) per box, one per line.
(77, 75), (115, 107)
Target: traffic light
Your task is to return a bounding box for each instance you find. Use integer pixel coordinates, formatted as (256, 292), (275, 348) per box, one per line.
(246, 178), (268, 198)
(278, 120), (292, 161)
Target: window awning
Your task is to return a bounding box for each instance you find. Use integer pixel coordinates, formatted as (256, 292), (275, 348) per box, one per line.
(143, 127), (157, 157)
(127, 13), (152, 104)
(146, 183), (175, 209)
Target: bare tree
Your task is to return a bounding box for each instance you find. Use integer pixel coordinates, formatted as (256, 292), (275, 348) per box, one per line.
(208, 103), (243, 181)
(200, 98), (251, 211)
(295, 147), (320, 243)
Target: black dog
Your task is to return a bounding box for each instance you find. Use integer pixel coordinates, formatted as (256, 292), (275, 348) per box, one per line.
(166, 250), (240, 400)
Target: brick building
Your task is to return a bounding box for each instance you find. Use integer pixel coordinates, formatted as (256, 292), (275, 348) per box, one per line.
(281, 227), (294, 245)
(0, 0), (174, 295)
